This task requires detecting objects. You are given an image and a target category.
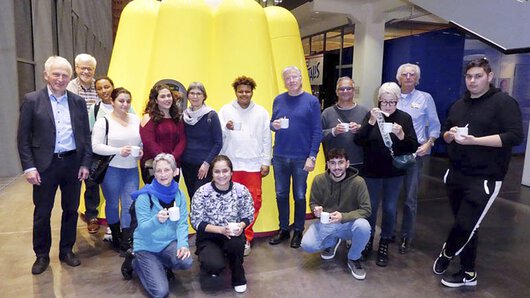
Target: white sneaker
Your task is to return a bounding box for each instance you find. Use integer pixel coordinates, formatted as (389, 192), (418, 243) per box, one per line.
(103, 226), (112, 242)
(234, 284), (247, 293)
(244, 241), (251, 256)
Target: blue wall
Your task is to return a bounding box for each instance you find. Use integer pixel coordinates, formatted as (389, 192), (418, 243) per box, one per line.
(382, 28), (466, 154)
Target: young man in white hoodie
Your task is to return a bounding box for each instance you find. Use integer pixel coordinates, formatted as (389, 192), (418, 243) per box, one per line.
(219, 76), (272, 256)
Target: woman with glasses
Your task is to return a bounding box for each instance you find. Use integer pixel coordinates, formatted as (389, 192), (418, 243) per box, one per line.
(181, 82), (222, 199)
(354, 82), (418, 267)
(140, 83), (187, 184)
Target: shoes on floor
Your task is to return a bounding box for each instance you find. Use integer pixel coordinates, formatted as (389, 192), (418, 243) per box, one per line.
(31, 256), (50, 275)
(347, 258), (366, 280)
(87, 218), (100, 234)
(269, 229), (290, 245)
(433, 244), (452, 275)
(399, 236), (410, 254)
(234, 284), (247, 293)
(290, 231), (303, 249)
(375, 238), (389, 267)
(441, 270), (477, 287)
(244, 241), (251, 256)
(321, 238), (342, 260)
(59, 251), (81, 267)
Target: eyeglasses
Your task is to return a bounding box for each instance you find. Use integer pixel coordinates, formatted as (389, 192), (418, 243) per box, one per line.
(400, 72), (416, 78)
(188, 92), (203, 97)
(379, 101), (397, 106)
(284, 75), (301, 82)
(337, 87), (354, 91)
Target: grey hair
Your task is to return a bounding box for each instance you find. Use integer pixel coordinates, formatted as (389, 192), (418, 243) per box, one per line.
(74, 53), (97, 67)
(153, 153), (177, 172)
(336, 76), (355, 90)
(378, 82), (401, 101)
(282, 65), (302, 78)
(44, 56), (73, 78)
(395, 63), (421, 85)
(187, 82), (208, 101)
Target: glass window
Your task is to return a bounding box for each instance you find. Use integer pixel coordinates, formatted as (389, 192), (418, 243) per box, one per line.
(311, 33), (324, 54)
(302, 38), (310, 56)
(325, 30), (343, 52)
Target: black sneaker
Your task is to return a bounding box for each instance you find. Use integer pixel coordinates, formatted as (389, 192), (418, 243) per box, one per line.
(441, 270), (477, 287)
(321, 238), (342, 260)
(433, 244), (452, 275)
(269, 229), (290, 245)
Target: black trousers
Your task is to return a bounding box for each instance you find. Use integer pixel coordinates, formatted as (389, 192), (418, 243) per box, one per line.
(196, 232), (246, 286)
(181, 161), (211, 199)
(83, 178), (100, 220)
(33, 154), (81, 257)
(443, 169), (502, 271)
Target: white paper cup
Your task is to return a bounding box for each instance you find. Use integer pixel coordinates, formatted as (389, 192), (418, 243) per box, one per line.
(280, 118), (289, 129)
(233, 122), (242, 131)
(168, 206), (180, 221)
(320, 212), (330, 224)
(383, 122), (393, 134)
(456, 127), (468, 140)
(131, 146), (141, 157)
(227, 222), (240, 236)
(340, 123), (350, 132)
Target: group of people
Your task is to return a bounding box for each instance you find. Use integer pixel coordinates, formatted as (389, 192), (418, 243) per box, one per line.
(18, 53), (523, 296)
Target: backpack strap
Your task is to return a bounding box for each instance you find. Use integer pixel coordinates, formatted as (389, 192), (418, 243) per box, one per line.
(94, 101), (101, 119)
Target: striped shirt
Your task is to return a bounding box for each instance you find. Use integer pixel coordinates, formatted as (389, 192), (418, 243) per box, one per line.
(67, 77), (98, 112)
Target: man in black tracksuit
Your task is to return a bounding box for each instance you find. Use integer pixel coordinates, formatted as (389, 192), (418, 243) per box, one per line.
(433, 58), (523, 287)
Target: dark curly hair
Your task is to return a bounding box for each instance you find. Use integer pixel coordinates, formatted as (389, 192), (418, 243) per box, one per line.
(143, 83), (182, 124)
(232, 75), (257, 91)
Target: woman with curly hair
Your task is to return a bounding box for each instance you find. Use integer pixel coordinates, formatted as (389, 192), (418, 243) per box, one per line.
(140, 83), (187, 183)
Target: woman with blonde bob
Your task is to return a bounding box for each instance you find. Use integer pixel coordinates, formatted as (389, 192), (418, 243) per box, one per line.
(354, 82), (418, 267)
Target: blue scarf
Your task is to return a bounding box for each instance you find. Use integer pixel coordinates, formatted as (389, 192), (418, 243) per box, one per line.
(131, 179), (180, 204)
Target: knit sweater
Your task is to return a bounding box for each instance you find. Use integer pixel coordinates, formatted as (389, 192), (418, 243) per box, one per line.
(270, 92), (322, 159)
(219, 100), (272, 172)
(140, 118), (187, 167)
(443, 86), (523, 180)
(354, 109), (418, 178)
(309, 168), (371, 222)
(182, 111), (222, 165)
(190, 182), (254, 234)
(132, 190), (189, 253)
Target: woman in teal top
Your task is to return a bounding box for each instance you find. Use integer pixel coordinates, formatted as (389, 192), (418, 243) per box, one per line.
(123, 153), (192, 298)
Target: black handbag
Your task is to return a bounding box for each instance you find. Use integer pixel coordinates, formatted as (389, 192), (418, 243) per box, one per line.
(88, 117), (115, 184)
(392, 153), (416, 169)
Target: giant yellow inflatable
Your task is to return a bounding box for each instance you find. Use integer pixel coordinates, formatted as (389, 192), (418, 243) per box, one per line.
(89, 0), (325, 236)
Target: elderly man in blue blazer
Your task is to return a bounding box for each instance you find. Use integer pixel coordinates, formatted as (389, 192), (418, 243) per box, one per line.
(17, 56), (92, 275)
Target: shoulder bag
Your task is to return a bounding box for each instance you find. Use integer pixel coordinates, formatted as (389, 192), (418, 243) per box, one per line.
(88, 117), (115, 184)
(375, 112), (416, 169)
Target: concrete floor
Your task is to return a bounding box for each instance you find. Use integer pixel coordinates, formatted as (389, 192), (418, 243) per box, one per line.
(1, 156), (529, 297)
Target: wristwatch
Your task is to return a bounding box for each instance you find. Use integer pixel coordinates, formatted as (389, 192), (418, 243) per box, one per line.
(309, 156), (316, 162)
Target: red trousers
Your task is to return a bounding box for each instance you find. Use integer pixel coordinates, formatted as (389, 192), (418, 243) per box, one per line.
(232, 171), (262, 242)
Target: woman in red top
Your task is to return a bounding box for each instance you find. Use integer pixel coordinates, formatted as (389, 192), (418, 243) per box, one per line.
(140, 83), (187, 183)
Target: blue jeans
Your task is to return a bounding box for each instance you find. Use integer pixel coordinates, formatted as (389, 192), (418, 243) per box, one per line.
(365, 176), (403, 239)
(301, 218), (371, 261)
(400, 156), (424, 240)
(272, 156), (309, 231)
(133, 241), (193, 298)
(101, 166), (138, 228)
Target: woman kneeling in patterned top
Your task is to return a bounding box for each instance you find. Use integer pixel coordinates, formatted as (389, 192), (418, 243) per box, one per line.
(190, 155), (254, 293)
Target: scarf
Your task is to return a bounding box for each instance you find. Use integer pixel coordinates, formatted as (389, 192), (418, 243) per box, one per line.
(131, 179), (180, 205)
(183, 104), (214, 125)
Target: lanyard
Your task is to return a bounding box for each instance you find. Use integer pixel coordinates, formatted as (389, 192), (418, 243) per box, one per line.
(376, 112), (395, 158)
